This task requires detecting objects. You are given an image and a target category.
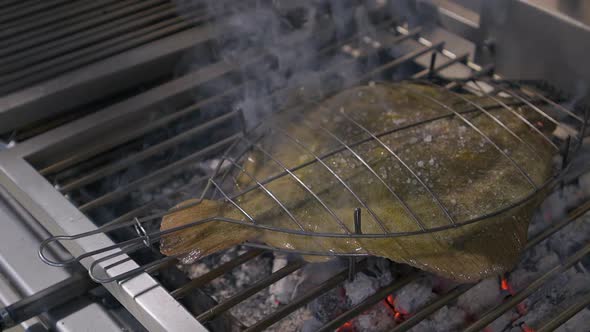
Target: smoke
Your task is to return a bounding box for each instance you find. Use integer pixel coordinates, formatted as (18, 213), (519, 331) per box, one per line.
(171, 0), (418, 128)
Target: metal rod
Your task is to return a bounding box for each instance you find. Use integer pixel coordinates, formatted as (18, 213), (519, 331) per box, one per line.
(78, 134), (240, 212)
(171, 249), (264, 300)
(223, 158), (307, 231)
(372, 199), (590, 332)
(318, 272), (419, 332)
(197, 260), (306, 322)
(0, 0), (120, 40)
(0, 0), (69, 25)
(0, 17), (197, 92)
(520, 86), (584, 123)
(337, 107), (457, 226)
(0, 2), (183, 73)
(360, 42), (445, 82)
(60, 110), (238, 193)
(243, 259), (367, 332)
(412, 53), (469, 79)
(489, 82), (562, 127)
(107, 175), (209, 226)
(272, 125), (388, 232)
(464, 243), (590, 332)
(402, 84), (539, 189)
(312, 118), (424, 231)
(40, 81), (244, 176)
(391, 284), (472, 332)
(242, 135), (352, 234)
(0, 274), (96, 330)
(469, 79), (558, 153)
(535, 292), (590, 332)
(348, 208), (362, 281)
(0, 0), (163, 55)
(427, 52), (437, 79)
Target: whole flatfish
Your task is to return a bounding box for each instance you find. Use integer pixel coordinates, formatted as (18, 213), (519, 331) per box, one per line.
(160, 82), (556, 282)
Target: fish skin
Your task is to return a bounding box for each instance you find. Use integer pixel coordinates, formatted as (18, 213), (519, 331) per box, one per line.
(161, 82), (556, 282)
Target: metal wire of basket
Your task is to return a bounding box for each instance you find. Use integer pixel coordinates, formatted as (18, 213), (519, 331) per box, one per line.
(39, 77), (588, 283)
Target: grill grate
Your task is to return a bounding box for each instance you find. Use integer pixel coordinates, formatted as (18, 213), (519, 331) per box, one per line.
(0, 0), (218, 95)
(3, 4), (586, 331)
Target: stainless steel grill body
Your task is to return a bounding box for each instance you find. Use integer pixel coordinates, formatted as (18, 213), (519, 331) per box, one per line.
(1, 1), (589, 331)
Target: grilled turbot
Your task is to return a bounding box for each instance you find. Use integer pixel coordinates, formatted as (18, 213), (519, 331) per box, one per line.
(159, 82), (556, 282)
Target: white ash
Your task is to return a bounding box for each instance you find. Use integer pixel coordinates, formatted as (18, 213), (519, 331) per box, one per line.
(409, 305), (467, 332)
(456, 278), (503, 315)
(354, 302), (396, 331)
(556, 308), (590, 332)
(344, 272), (381, 305)
(269, 254), (304, 304)
(308, 286), (349, 323)
(178, 249), (313, 331)
(394, 277), (435, 314)
(198, 158), (233, 175)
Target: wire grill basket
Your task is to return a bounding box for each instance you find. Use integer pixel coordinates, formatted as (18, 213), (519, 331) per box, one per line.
(39, 75), (587, 283)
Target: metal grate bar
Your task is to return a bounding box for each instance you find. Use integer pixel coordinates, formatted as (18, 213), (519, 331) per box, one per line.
(0, 0), (39, 12)
(469, 80), (559, 152)
(371, 200), (590, 332)
(78, 134), (240, 212)
(0, 14), (198, 93)
(0, 0), (120, 39)
(402, 84), (539, 189)
(39, 64), (247, 176)
(464, 243), (590, 332)
(536, 292), (590, 332)
(391, 284), (472, 332)
(520, 85), (584, 123)
(107, 175), (210, 226)
(441, 82), (548, 163)
(171, 249), (264, 300)
(489, 82), (563, 128)
(243, 259), (367, 332)
(317, 272), (419, 332)
(0, 0), (162, 55)
(0, 0), (70, 25)
(196, 260), (306, 322)
(412, 53), (469, 79)
(0, 2), (184, 74)
(59, 110), (239, 193)
(360, 43), (444, 82)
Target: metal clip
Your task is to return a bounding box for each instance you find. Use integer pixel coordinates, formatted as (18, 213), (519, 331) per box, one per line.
(133, 217), (151, 248)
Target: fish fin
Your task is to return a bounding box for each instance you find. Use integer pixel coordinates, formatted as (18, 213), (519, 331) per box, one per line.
(160, 199), (257, 259)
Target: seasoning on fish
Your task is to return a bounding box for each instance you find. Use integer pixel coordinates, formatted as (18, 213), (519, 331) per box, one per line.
(160, 82), (556, 282)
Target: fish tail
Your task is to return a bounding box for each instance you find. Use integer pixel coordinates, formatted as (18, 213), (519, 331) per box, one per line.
(160, 199), (258, 259)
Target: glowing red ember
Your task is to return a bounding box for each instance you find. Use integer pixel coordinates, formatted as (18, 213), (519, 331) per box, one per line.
(500, 276), (528, 316)
(336, 321), (355, 332)
(383, 294), (408, 322)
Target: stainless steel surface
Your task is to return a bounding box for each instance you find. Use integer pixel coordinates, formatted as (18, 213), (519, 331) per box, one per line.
(0, 157), (207, 331)
(1, 1), (589, 331)
(0, 275), (45, 332)
(0, 0), (210, 134)
(481, 0), (590, 99)
(0, 187), (134, 332)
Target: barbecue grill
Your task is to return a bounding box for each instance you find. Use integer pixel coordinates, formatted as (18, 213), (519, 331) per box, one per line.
(1, 1), (589, 331)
